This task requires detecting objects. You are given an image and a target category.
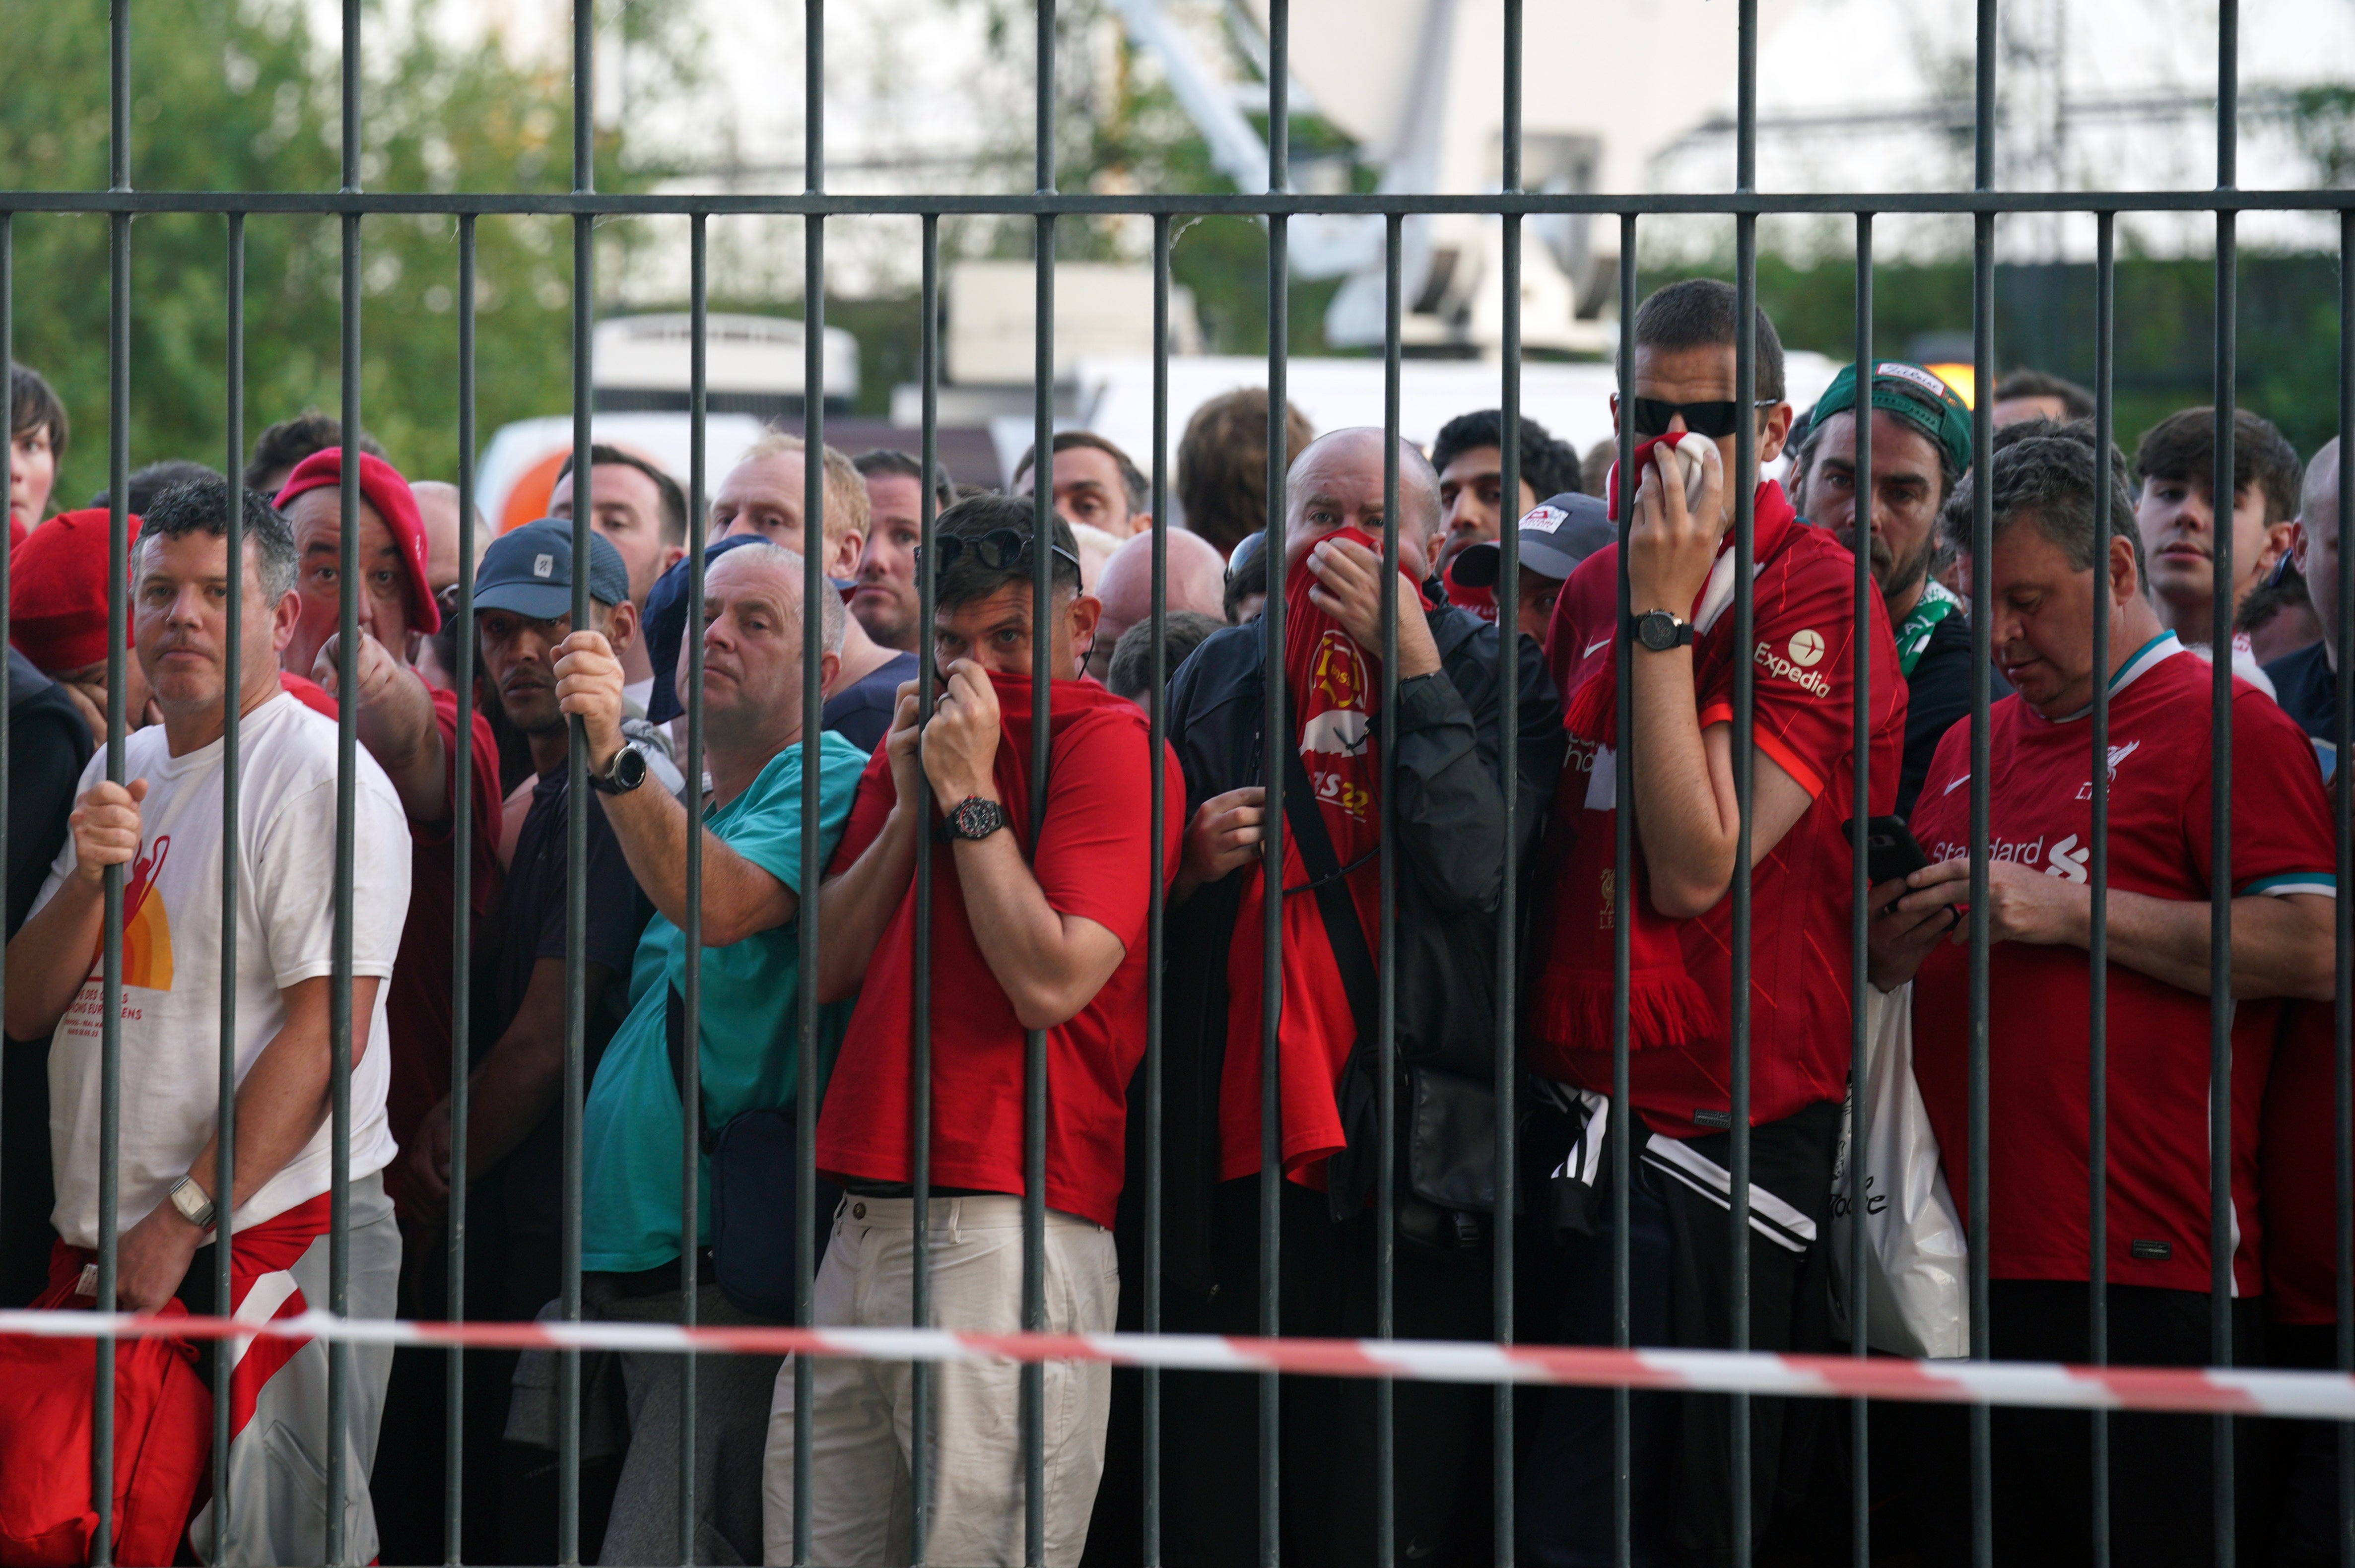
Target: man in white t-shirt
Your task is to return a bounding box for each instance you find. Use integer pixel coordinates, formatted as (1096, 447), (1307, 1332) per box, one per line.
(2, 475), (412, 1567)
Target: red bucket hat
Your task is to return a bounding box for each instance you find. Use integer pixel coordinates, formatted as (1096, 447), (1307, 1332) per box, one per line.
(9, 508), (142, 672)
(273, 450), (440, 635)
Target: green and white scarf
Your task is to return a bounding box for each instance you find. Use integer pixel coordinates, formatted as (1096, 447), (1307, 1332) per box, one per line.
(1893, 577), (1961, 677)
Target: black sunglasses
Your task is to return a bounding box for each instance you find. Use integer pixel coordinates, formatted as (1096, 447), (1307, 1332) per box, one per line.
(1629, 396), (1780, 440)
(916, 527), (1083, 577)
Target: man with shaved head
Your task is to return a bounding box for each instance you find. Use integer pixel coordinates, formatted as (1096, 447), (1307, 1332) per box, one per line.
(1082, 526), (1229, 683)
(554, 540), (868, 1562)
(2265, 438), (2346, 779)
(1139, 426), (1563, 1565)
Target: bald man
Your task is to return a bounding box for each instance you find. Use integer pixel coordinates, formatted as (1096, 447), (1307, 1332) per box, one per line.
(1082, 528), (1228, 682)
(411, 480), (486, 599)
(1142, 426), (1563, 1568)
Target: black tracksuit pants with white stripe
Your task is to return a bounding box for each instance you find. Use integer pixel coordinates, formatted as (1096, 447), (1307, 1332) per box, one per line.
(1520, 1099), (1840, 1567)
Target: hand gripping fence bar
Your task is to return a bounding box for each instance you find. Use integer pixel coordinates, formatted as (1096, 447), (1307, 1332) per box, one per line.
(5, 1310), (2355, 1423)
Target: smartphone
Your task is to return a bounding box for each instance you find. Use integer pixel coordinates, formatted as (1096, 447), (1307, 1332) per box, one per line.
(1845, 815), (1933, 888)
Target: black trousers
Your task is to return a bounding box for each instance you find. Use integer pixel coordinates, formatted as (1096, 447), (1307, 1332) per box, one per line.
(1087, 1174), (1495, 1568)
(1897, 1280), (2265, 1568)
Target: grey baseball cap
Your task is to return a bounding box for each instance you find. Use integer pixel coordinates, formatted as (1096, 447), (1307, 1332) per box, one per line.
(473, 517), (630, 620)
(1449, 492), (1615, 587)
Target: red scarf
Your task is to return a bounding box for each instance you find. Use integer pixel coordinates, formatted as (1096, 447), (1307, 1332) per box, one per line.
(1218, 530), (1426, 1189)
(1531, 480), (1801, 1056)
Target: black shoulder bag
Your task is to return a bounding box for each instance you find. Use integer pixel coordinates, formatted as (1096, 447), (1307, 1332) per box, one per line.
(667, 985), (805, 1320)
(1281, 744), (1497, 1248)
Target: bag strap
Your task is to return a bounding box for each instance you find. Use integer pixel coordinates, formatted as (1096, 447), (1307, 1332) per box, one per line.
(1279, 740), (1379, 1046)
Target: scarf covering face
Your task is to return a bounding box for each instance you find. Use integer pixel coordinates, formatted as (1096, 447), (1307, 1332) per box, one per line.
(1532, 477), (1803, 1055)
(1217, 528), (1428, 1188)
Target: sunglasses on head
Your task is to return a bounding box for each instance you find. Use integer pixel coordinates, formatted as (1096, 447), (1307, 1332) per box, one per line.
(1629, 397), (1781, 440)
(916, 527), (1083, 577)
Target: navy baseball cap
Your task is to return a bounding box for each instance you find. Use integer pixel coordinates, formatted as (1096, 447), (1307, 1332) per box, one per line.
(473, 518), (630, 620)
(1450, 492), (1615, 587)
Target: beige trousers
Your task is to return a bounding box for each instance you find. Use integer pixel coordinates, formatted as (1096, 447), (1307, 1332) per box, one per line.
(761, 1194), (1117, 1567)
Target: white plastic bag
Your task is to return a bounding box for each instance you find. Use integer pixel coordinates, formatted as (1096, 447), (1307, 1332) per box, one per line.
(1828, 981), (1970, 1359)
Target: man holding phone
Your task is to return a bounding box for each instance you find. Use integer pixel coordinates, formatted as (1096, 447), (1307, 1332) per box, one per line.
(1523, 279), (1907, 1561)
(1871, 430), (2337, 1564)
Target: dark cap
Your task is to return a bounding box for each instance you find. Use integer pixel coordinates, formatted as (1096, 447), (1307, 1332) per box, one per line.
(1449, 492), (1615, 588)
(1806, 360), (1974, 476)
(473, 517), (630, 620)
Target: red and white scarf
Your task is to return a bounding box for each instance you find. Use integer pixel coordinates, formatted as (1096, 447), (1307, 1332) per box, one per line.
(1218, 529), (1426, 1190)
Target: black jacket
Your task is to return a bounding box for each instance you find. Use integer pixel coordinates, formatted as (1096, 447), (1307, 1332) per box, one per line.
(1154, 607), (1563, 1290)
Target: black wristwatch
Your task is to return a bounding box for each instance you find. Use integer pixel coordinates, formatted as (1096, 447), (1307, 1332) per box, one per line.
(938, 795), (1009, 843)
(1631, 609), (1695, 652)
(588, 742), (649, 796)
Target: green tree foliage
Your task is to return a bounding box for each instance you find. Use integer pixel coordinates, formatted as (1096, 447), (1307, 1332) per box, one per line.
(0, 0), (684, 507)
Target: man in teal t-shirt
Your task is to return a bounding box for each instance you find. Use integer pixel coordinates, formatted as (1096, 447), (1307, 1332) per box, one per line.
(546, 539), (875, 1565)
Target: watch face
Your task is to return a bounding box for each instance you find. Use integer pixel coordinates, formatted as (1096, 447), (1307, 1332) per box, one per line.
(955, 798), (992, 837)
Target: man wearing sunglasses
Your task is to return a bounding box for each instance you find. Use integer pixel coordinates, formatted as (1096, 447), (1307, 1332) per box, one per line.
(1524, 278), (1908, 1562)
(785, 495), (1180, 1566)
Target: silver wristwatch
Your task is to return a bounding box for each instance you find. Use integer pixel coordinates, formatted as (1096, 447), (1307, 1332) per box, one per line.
(168, 1175), (217, 1230)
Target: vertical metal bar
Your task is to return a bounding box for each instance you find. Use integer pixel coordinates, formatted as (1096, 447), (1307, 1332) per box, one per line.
(215, 210), (247, 1568)
(327, 0), (363, 1550)
(448, 211), (478, 1568)
(1258, 4), (1289, 1564)
(92, 0), (132, 1553)
(2089, 208), (2116, 1568)
(792, 6), (827, 1564)
(1845, 211), (1871, 1568)
(2336, 204), (2355, 1568)
(911, 208), (940, 1568)
(1611, 212), (1637, 1568)
(2209, 8), (2239, 1561)
(1493, 6), (1522, 1559)
(1143, 207), (1171, 1568)
(558, 0), (596, 1548)
(1376, 207), (1402, 1568)
(1967, 6), (1998, 1567)
(1729, 4), (1759, 1561)
(678, 209), (707, 1568)
(795, 6), (828, 1558)
(1022, 12), (1050, 1563)
(0, 210), (8, 1317)
(1025, 2), (1057, 1561)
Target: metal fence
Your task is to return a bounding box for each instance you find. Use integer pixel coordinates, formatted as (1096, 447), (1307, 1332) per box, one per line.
(0, 0), (2351, 1565)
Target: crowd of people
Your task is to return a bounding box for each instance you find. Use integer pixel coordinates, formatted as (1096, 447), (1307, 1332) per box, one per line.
(0, 272), (2345, 1568)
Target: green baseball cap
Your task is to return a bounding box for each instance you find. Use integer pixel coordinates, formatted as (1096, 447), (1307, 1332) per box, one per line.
(1807, 360), (1974, 476)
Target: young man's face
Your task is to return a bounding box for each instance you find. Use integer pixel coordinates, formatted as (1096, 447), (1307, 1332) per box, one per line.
(1619, 342), (1792, 534)
(2135, 471), (2288, 640)
(933, 578), (1102, 682)
(548, 461), (682, 611)
(283, 489), (416, 676)
(1799, 408), (1945, 610)
(1435, 445), (1538, 572)
(852, 472), (925, 651)
(478, 603), (623, 738)
(135, 530), (295, 718)
(9, 421), (56, 535)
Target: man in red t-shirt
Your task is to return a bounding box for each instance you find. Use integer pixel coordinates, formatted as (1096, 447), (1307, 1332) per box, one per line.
(271, 450), (503, 1239)
(1874, 430), (2336, 1565)
(1524, 279), (1905, 1564)
(779, 494), (1178, 1567)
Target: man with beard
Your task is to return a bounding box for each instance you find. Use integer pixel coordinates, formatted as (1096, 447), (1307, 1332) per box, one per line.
(1790, 359), (2001, 818)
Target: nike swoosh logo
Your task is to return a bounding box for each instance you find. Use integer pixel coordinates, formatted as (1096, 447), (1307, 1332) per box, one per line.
(1585, 637), (1611, 657)
(1944, 774), (1969, 795)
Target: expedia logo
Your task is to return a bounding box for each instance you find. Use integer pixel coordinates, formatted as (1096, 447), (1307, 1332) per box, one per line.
(1755, 635), (1831, 696)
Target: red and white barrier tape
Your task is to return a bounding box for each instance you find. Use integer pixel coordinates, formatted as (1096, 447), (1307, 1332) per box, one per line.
(2, 1308), (2351, 1420)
